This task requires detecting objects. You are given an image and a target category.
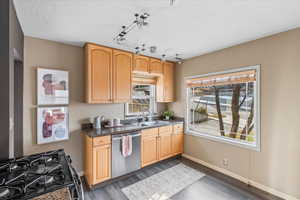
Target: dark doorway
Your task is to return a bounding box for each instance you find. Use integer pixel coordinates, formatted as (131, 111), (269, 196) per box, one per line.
(14, 60), (23, 158)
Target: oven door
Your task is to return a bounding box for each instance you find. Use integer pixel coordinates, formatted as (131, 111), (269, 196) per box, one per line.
(67, 155), (84, 200)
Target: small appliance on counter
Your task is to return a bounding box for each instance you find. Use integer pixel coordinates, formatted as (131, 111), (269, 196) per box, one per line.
(113, 118), (121, 126)
(0, 149), (84, 200)
(94, 115), (104, 129)
(104, 118), (124, 128)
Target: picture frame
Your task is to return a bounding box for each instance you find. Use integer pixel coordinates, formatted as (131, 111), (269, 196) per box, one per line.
(37, 68), (69, 105)
(37, 106), (69, 144)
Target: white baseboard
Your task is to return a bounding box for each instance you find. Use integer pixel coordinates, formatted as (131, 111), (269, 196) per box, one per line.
(182, 154), (299, 200)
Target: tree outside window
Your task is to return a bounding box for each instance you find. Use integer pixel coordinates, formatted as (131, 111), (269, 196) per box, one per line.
(186, 66), (260, 150)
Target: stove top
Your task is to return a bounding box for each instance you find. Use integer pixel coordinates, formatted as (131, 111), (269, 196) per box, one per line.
(0, 149), (82, 200)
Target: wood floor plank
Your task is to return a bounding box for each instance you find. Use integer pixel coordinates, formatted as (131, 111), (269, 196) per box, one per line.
(103, 183), (129, 200)
(171, 176), (260, 200)
(116, 174), (140, 189)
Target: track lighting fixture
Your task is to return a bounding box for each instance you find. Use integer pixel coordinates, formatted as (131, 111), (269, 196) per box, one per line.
(114, 12), (150, 43)
(150, 46), (157, 54)
(134, 47), (140, 55)
(114, 12), (183, 61)
(170, 0), (177, 6)
(135, 13), (150, 28)
(134, 44), (147, 55)
(141, 44), (146, 52)
(175, 54), (184, 64)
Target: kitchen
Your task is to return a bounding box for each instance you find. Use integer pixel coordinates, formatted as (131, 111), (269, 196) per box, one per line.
(1, 0), (300, 200)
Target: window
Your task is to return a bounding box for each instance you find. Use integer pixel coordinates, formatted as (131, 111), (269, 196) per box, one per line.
(186, 66), (260, 150)
(125, 84), (157, 116)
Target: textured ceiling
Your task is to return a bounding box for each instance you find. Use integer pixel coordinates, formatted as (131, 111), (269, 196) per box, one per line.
(14, 0), (300, 60)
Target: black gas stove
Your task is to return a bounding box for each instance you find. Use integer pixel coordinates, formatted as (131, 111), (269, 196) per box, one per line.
(0, 149), (83, 200)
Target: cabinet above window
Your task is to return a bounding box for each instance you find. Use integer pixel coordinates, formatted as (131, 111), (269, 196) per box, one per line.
(84, 43), (175, 104)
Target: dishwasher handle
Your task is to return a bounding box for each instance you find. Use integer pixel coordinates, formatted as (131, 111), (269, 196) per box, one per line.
(112, 133), (141, 141)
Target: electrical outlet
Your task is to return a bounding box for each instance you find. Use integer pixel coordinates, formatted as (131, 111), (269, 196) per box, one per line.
(222, 158), (229, 168)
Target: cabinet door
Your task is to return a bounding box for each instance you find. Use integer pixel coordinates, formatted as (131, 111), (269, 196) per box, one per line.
(159, 133), (172, 160)
(163, 62), (175, 102)
(113, 50), (132, 103)
(149, 58), (163, 75)
(133, 55), (149, 73)
(141, 136), (158, 167)
(172, 133), (183, 155)
(93, 144), (111, 184)
(86, 44), (113, 103)
(141, 128), (159, 167)
(156, 62), (175, 102)
(156, 75), (164, 102)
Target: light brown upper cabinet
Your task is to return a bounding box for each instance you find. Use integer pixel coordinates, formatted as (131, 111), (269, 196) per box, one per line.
(149, 58), (163, 75)
(113, 50), (132, 103)
(164, 62), (175, 102)
(85, 44), (113, 103)
(133, 55), (150, 73)
(157, 62), (175, 102)
(85, 43), (132, 103)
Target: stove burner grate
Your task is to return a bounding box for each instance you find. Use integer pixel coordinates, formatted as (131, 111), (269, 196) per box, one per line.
(0, 186), (23, 199)
(0, 149), (82, 200)
(24, 165), (65, 194)
(0, 187), (9, 198)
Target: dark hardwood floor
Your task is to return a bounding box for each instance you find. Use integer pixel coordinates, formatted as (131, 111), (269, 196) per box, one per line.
(82, 157), (283, 200)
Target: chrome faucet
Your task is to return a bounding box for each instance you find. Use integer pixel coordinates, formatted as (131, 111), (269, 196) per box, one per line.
(137, 112), (146, 122)
(146, 111), (154, 122)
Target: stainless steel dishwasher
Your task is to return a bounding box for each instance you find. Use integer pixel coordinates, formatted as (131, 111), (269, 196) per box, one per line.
(112, 131), (141, 178)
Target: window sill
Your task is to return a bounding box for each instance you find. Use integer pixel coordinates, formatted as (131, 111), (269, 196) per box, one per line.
(185, 129), (260, 152)
(125, 113), (159, 120)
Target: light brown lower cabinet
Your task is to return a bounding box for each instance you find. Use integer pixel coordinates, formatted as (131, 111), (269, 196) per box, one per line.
(141, 124), (183, 167)
(93, 144), (111, 184)
(84, 124), (183, 187)
(172, 133), (184, 155)
(158, 125), (173, 160)
(141, 128), (159, 167)
(84, 135), (111, 187)
(159, 133), (172, 160)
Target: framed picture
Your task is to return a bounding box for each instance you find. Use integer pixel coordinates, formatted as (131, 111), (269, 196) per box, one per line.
(37, 106), (69, 144)
(37, 68), (69, 105)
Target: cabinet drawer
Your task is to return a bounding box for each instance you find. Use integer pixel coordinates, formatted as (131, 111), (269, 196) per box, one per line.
(159, 125), (173, 135)
(173, 124), (183, 133)
(142, 128), (158, 138)
(93, 135), (111, 146)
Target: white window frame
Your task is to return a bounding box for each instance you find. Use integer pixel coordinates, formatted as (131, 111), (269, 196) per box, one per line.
(185, 65), (261, 151)
(125, 84), (157, 117)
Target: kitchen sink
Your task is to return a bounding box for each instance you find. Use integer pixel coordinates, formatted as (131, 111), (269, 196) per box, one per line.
(139, 121), (170, 127)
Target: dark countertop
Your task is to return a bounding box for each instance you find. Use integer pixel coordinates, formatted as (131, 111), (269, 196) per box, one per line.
(82, 119), (184, 138)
